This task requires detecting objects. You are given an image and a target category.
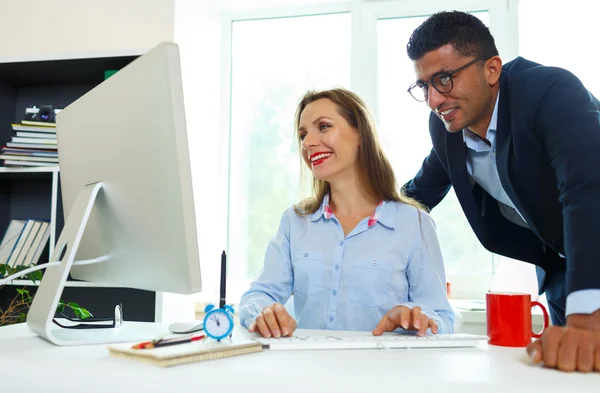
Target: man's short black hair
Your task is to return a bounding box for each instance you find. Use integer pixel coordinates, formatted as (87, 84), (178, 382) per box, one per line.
(407, 11), (499, 61)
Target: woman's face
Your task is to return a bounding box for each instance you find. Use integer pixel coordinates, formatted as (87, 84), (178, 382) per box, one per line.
(298, 98), (360, 183)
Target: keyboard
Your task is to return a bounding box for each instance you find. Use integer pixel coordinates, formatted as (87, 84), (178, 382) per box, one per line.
(254, 333), (488, 351)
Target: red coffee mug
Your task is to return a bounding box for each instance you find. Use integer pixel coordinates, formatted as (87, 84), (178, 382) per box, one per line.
(486, 292), (549, 347)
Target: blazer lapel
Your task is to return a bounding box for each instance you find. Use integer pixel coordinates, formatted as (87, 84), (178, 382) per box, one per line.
(494, 87), (542, 237)
(445, 130), (486, 236)
(494, 89), (516, 198)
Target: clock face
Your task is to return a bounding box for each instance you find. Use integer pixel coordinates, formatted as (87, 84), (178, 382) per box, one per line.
(204, 309), (232, 339)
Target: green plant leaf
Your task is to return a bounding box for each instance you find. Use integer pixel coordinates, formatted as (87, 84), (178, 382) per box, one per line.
(0, 264), (16, 280)
(66, 301), (93, 319)
(15, 288), (31, 302)
(56, 301), (65, 313)
(72, 308), (84, 319)
(78, 308), (93, 319)
(25, 270), (43, 282)
(24, 290), (31, 303)
(67, 302), (80, 309)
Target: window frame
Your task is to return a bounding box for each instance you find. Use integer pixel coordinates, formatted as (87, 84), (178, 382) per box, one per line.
(220, 0), (520, 301)
(220, 2), (358, 299)
(359, 0), (518, 298)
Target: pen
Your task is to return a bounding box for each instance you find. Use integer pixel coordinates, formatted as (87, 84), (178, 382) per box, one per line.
(132, 334), (206, 349)
(219, 250), (227, 309)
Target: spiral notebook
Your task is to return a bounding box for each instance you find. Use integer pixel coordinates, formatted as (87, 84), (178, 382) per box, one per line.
(107, 338), (263, 367)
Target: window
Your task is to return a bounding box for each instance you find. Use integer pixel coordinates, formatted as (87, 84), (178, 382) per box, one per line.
(519, 0), (599, 95)
(227, 13), (351, 298)
(212, 1), (516, 302)
(377, 12), (494, 283)
(513, 0), (600, 302)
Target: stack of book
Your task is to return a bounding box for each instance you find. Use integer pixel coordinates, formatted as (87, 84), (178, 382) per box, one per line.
(1, 120), (58, 167)
(0, 219), (51, 268)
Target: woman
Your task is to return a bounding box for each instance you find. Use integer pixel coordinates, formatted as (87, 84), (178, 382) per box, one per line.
(239, 88), (453, 338)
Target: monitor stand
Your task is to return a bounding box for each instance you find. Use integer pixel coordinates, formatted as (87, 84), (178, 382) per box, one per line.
(26, 182), (166, 346)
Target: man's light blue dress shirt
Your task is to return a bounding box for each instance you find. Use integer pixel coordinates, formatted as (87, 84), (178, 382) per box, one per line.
(240, 195), (454, 333)
(463, 92), (600, 316)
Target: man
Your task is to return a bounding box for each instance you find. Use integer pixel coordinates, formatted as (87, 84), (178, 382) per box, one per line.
(402, 11), (600, 372)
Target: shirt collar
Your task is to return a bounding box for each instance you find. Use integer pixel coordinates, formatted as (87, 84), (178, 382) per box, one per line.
(310, 193), (331, 222)
(462, 90), (500, 152)
(310, 194), (395, 229)
(369, 201), (395, 229)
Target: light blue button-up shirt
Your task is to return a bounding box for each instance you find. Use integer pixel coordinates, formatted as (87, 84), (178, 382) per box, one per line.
(239, 195), (454, 334)
(463, 92), (600, 316)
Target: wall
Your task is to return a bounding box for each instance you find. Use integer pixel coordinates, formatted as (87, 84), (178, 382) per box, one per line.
(173, 0), (225, 303)
(0, 0), (175, 58)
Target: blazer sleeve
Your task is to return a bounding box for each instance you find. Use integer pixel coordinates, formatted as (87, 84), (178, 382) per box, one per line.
(402, 146), (452, 211)
(536, 68), (600, 294)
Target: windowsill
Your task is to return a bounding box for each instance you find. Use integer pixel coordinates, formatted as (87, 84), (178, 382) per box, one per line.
(451, 299), (548, 327)
(195, 301), (241, 312)
(196, 299), (549, 323)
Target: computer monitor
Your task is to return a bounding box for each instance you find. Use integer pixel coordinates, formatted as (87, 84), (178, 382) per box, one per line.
(26, 42), (202, 346)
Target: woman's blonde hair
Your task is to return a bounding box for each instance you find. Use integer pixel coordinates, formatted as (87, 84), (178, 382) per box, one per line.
(293, 88), (425, 215)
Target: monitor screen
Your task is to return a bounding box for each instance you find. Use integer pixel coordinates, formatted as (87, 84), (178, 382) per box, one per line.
(27, 42), (202, 345)
(58, 42), (202, 294)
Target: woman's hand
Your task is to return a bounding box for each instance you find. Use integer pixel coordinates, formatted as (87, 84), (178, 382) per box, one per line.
(372, 305), (438, 337)
(248, 303), (297, 338)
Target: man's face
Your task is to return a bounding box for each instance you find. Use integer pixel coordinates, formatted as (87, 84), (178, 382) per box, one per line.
(412, 44), (494, 133)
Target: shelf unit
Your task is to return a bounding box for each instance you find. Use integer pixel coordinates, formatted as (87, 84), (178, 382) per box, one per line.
(0, 50), (173, 324)
(0, 167), (59, 173)
(11, 279), (126, 288)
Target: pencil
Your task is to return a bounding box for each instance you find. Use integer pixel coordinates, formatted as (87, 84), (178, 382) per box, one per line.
(132, 335), (205, 349)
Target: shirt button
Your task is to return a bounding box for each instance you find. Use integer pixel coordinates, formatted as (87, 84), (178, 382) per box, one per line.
(332, 290), (337, 296)
(335, 264), (340, 270)
(339, 240), (344, 246)
(304, 252), (308, 257)
(328, 316), (334, 322)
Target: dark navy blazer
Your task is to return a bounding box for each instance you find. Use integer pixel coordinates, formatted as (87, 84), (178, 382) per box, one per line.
(403, 57), (600, 296)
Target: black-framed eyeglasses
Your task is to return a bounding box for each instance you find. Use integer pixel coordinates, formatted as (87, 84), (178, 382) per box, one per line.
(407, 56), (490, 102)
(53, 303), (123, 330)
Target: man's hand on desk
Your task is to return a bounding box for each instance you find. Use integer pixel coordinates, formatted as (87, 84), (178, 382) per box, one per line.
(248, 303), (297, 338)
(527, 309), (600, 372)
(372, 305), (438, 337)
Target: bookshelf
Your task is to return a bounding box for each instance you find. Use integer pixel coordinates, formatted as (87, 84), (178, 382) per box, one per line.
(0, 167), (59, 173)
(0, 50), (169, 323)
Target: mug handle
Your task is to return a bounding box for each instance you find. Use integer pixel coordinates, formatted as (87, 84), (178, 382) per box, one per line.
(531, 301), (549, 338)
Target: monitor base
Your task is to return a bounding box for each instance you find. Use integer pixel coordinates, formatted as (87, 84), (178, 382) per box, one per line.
(27, 182), (114, 346)
(44, 320), (167, 346)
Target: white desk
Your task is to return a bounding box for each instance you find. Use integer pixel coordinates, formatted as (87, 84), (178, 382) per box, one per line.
(1, 323), (598, 393)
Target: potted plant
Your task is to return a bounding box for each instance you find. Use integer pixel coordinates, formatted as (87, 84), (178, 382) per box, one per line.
(0, 264), (91, 326)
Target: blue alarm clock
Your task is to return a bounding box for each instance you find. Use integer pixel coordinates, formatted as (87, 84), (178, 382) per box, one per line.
(203, 304), (234, 341)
